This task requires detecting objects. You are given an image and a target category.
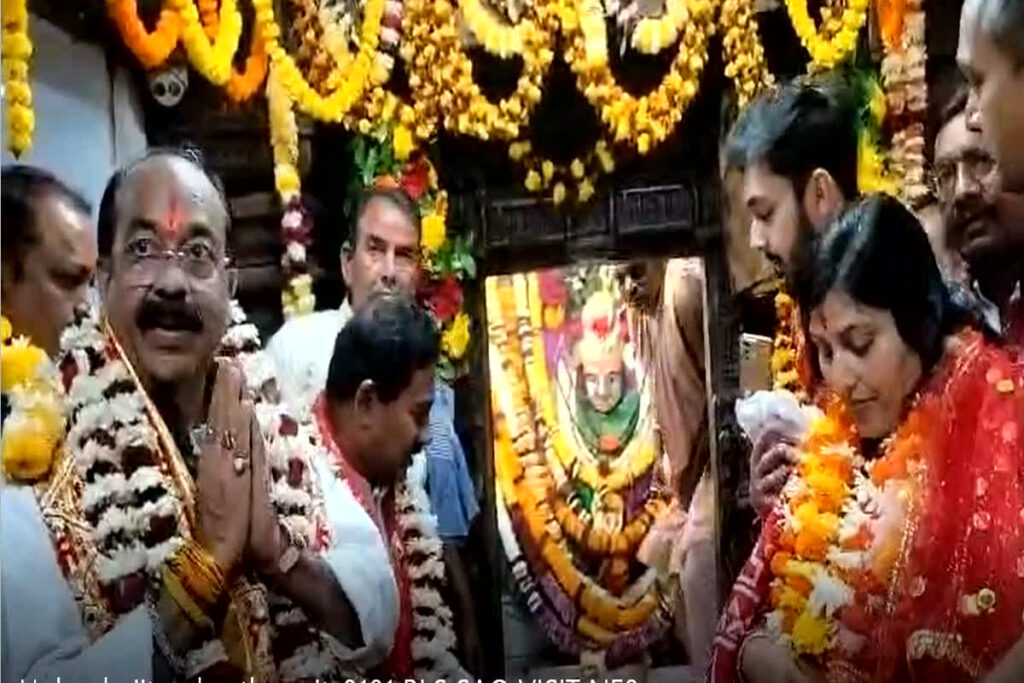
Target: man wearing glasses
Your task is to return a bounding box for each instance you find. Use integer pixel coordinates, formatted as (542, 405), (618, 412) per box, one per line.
(2, 150), (366, 682)
(932, 86), (1024, 345)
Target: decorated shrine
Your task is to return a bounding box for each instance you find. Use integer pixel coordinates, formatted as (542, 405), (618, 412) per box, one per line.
(2, 0), (966, 678)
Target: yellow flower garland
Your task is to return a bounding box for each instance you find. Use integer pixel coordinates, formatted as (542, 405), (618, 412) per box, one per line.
(509, 138), (615, 205)
(402, 0), (552, 142)
(458, 0), (529, 58)
(267, 64), (315, 318)
(631, 0), (689, 55)
(2, 0), (33, 157)
(1, 316), (64, 482)
(783, 0), (868, 71)
(720, 0), (774, 108)
(568, 0), (715, 155)
(253, 0), (383, 122)
(170, 0), (242, 85)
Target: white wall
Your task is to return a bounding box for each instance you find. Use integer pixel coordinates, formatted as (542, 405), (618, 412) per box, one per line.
(1, 16), (147, 216)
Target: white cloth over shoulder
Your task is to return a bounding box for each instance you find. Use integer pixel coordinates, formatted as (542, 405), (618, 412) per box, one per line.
(266, 301), (353, 415)
(1, 484), (153, 683)
(312, 454), (400, 671)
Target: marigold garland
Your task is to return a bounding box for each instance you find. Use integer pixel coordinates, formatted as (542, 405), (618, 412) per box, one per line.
(458, 0), (529, 58)
(784, 0), (868, 71)
(198, 1), (268, 103)
(402, 0), (552, 142)
(509, 138), (616, 205)
(267, 64), (315, 318)
(880, 0), (928, 207)
(170, 0), (243, 85)
(630, 0), (689, 55)
(720, 0), (774, 108)
(568, 0), (715, 155)
(766, 394), (929, 661)
(2, 0), (33, 156)
(253, 0), (383, 122)
(771, 288), (810, 397)
(106, 0), (181, 71)
(1, 316), (63, 482)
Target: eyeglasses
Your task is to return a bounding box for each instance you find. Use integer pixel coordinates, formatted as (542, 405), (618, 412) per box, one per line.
(120, 236), (228, 285)
(932, 150), (997, 198)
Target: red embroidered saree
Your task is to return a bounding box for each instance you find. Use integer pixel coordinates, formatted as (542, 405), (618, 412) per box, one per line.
(708, 330), (1024, 683)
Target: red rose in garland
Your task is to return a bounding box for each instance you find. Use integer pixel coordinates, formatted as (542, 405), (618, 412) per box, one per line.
(399, 157), (430, 201)
(421, 275), (463, 324)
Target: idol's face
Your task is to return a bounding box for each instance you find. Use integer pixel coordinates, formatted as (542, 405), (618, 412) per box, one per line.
(102, 155), (232, 387)
(808, 290), (923, 440)
(581, 354), (625, 414)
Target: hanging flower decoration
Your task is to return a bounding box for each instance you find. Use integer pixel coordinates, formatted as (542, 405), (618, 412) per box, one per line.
(784, 0), (869, 71)
(349, 125), (476, 379)
(253, 0), (383, 122)
(880, 0), (928, 207)
(856, 75), (900, 197)
(287, 0), (336, 94)
(197, 1), (269, 103)
(2, 0), (34, 157)
(630, 0), (689, 55)
(1, 317), (64, 483)
(402, 0), (553, 142)
(458, 0), (531, 58)
(268, 64), (315, 318)
(567, 0), (715, 155)
(171, 0), (243, 85)
(720, 0), (774, 108)
(106, 0), (181, 71)
(509, 138), (615, 205)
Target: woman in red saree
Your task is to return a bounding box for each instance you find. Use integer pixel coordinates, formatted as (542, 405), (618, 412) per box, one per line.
(708, 194), (1024, 683)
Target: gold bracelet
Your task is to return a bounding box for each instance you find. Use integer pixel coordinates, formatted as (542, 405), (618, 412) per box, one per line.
(162, 564), (216, 632)
(172, 540), (227, 608)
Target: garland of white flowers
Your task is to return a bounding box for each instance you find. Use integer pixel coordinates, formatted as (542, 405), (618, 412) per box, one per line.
(394, 460), (468, 681)
(54, 300), (344, 681)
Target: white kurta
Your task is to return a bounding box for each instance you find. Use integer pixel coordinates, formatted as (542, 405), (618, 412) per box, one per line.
(314, 452), (401, 670)
(266, 302), (353, 415)
(1, 484), (154, 683)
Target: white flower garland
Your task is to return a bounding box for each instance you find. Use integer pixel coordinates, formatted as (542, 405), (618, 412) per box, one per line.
(394, 457), (468, 681)
(53, 300), (344, 680)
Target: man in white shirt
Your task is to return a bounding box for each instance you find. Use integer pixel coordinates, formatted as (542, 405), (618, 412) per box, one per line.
(268, 186), (421, 414)
(267, 183), (483, 671)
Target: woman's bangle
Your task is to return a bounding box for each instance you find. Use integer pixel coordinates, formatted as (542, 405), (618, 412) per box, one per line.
(167, 540), (227, 610)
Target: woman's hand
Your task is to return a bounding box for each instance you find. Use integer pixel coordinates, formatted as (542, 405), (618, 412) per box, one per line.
(741, 633), (823, 683)
(750, 426), (799, 518)
(195, 360), (253, 575)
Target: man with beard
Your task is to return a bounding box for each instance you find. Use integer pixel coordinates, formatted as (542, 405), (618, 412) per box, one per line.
(724, 76), (859, 278)
(723, 76), (861, 517)
(310, 291), (468, 680)
(1, 165), (96, 357)
(1, 150), (365, 682)
(933, 86), (1024, 344)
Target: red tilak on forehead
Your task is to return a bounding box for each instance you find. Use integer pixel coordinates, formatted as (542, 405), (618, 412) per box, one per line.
(159, 201), (187, 239)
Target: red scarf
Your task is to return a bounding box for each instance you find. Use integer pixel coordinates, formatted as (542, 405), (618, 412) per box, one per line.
(313, 394), (414, 678)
